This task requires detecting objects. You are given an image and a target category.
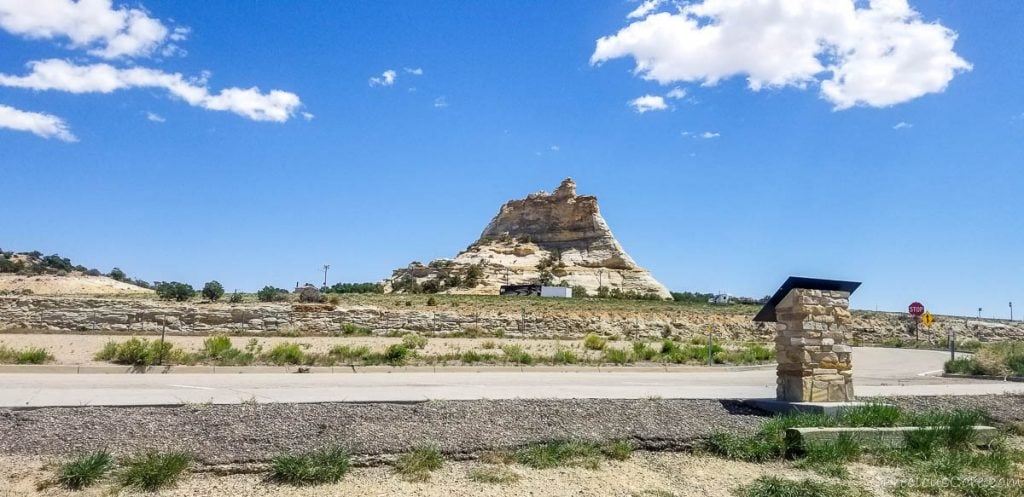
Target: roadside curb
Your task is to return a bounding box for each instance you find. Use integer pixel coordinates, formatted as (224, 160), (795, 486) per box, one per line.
(0, 363), (776, 375)
(942, 373), (1024, 382)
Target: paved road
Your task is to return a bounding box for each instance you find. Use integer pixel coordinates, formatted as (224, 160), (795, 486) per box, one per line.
(1, 348), (1021, 408)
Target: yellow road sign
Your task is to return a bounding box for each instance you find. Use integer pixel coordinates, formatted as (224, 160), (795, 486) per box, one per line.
(922, 311), (935, 328)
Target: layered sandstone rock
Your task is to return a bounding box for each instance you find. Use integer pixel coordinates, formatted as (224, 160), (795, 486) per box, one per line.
(385, 178), (672, 298)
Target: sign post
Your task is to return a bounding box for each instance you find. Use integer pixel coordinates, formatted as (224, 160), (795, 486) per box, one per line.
(909, 302), (925, 341)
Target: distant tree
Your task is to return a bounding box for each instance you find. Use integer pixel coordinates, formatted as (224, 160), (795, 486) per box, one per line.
(109, 267), (126, 281)
(463, 264), (484, 288)
(571, 285), (588, 298)
(132, 279), (151, 289)
(85, 269), (102, 277)
(420, 279), (441, 294)
(229, 291), (243, 303)
(671, 291), (715, 304)
(257, 285), (288, 302)
(202, 280), (225, 301)
(155, 282), (195, 302)
(325, 282), (384, 294)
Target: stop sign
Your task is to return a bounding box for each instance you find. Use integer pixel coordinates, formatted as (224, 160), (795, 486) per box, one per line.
(908, 302), (925, 317)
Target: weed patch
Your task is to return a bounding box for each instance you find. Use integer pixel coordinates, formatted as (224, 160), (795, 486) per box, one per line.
(394, 445), (443, 481)
(116, 452), (190, 492)
(270, 446), (351, 485)
(56, 451), (113, 489)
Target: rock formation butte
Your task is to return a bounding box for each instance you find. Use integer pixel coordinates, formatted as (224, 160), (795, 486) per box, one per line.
(385, 178), (671, 298)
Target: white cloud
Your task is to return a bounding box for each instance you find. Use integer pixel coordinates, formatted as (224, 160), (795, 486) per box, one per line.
(666, 87), (687, 99)
(301, 111), (314, 121)
(0, 0), (179, 59)
(145, 111), (164, 122)
(893, 121), (912, 130)
(433, 96), (448, 108)
(404, 67), (423, 75)
(0, 59), (303, 122)
(0, 103), (76, 141)
(369, 69), (397, 87)
(550, 145), (560, 151)
(627, 0), (663, 19)
(682, 130), (720, 139)
(592, 0), (971, 109)
(629, 94), (667, 113)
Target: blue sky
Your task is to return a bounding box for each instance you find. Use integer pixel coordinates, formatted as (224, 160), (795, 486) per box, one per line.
(0, 0), (1021, 318)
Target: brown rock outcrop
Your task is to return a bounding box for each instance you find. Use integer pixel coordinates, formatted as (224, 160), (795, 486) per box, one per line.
(385, 178), (671, 298)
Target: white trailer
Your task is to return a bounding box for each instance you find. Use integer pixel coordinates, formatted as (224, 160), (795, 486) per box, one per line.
(540, 286), (572, 298)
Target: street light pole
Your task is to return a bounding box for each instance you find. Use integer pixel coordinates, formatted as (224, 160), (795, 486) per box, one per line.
(322, 264), (330, 287)
(1011, 302), (1014, 321)
(978, 307), (982, 319)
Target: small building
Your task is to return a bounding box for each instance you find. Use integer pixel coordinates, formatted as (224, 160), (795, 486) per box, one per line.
(708, 293), (732, 305)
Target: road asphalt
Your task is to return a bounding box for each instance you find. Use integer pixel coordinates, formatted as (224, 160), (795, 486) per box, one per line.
(1, 347), (1021, 408)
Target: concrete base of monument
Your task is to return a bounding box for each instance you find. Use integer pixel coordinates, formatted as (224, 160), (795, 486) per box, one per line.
(743, 399), (891, 416)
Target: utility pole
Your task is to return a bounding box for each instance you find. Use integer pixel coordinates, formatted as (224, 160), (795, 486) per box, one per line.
(1010, 302), (1014, 321)
(597, 269), (604, 289)
(978, 307), (982, 319)
(322, 264), (330, 287)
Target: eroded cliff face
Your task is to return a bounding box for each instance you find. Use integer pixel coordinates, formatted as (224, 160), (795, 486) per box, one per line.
(385, 179), (672, 298)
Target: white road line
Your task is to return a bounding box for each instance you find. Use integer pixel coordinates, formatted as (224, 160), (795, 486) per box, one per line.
(168, 384), (216, 390)
(917, 369), (944, 377)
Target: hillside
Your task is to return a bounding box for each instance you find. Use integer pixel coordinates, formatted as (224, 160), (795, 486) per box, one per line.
(0, 250), (152, 296)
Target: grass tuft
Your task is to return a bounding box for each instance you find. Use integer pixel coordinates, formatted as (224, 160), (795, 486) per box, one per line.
(270, 446), (351, 486)
(583, 334), (607, 351)
(736, 476), (868, 497)
(467, 466), (520, 484)
(56, 451), (113, 490)
(394, 444), (444, 481)
(116, 451), (190, 491)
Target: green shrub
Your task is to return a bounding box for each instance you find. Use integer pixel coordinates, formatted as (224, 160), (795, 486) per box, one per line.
(384, 344), (411, 365)
(583, 334), (607, 351)
(481, 340), (497, 349)
(501, 344), (533, 365)
(155, 281), (195, 301)
(270, 446), (351, 485)
(340, 323), (372, 336)
(228, 291), (243, 303)
(426, 296), (438, 306)
(201, 280), (225, 301)
(265, 342), (306, 365)
(116, 452), (190, 491)
(94, 338), (177, 365)
(839, 402), (902, 427)
(603, 348), (633, 365)
(552, 348), (579, 364)
(402, 333), (428, 349)
(632, 341), (658, 361)
(329, 345), (371, 362)
(394, 444), (443, 481)
(202, 336), (232, 359)
(109, 267), (126, 281)
(945, 357), (983, 375)
(0, 345), (53, 364)
(461, 350), (484, 363)
(326, 282), (384, 294)
(57, 451), (113, 489)
(257, 285), (288, 302)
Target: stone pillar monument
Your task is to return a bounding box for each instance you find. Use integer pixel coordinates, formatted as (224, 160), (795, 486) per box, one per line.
(754, 277), (861, 404)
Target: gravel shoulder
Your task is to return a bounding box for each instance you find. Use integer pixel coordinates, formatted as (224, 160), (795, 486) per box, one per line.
(0, 399), (764, 464)
(3, 395), (1023, 466)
